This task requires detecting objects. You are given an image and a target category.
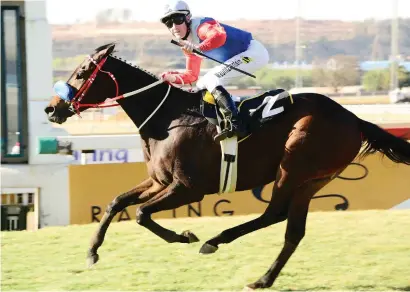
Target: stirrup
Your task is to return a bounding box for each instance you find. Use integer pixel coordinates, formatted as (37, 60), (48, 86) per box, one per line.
(214, 118), (237, 142)
(214, 128), (236, 142)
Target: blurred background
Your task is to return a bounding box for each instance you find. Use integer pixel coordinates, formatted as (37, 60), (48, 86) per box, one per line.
(44, 0), (410, 133)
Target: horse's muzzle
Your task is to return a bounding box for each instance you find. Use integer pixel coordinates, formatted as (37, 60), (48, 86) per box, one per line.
(44, 106), (67, 124)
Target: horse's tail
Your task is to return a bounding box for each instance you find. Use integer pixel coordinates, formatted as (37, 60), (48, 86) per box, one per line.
(358, 118), (410, 165)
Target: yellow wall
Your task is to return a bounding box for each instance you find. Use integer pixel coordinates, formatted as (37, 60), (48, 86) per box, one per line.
(69, 153), (410, 225)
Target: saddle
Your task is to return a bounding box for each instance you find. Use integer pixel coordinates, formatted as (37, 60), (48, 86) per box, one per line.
(200, 88), (294, 139)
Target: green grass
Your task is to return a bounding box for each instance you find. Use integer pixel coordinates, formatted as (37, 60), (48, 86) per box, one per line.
(2, 210), (410, 291)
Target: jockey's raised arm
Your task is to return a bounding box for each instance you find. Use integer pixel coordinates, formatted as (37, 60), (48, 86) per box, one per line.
(161, 19), (227, 85)
(159, 0), (270, 142)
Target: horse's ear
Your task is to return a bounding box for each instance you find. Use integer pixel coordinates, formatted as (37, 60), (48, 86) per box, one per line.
(106, 43), (116, 55)
(95, 43), (117, 60)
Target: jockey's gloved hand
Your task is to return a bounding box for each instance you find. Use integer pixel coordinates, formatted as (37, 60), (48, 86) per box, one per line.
(178, 40), (198, 53)
(161, 73), (177, 83)
(160, 71), (184, 85)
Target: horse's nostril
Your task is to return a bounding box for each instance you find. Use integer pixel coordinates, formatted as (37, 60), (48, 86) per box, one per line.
(45, 106), (55, 116)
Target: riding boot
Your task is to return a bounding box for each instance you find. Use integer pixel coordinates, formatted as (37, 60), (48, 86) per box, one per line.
(211, 85), (246, 142)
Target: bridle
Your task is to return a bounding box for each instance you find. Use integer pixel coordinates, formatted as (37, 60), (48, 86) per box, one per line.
(68, 55), (118, 115)
(66, 54), (172, 130)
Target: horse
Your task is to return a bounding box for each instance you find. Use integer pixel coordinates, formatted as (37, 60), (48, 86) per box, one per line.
(44, 43), (410, 290)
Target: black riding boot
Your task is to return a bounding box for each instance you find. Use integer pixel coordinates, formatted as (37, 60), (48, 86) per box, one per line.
(211, 85), (245, 142)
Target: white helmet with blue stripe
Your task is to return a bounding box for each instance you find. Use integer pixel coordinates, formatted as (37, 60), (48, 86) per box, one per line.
(160, 0), (191, 23)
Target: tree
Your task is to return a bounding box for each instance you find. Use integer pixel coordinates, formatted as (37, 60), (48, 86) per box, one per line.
(235, 76), (257, 89)
(362, 66), (410, 91)
(274, 76), (294, 90)
(312, 55), (360, 92)
(362, 69), (389, 91)
(312, 67), (327, 87)
(398, 66), (410, 88)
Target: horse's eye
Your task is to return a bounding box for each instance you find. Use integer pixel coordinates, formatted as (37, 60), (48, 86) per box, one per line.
(76, 65), (87, 79)
(76, 70), (85, 79)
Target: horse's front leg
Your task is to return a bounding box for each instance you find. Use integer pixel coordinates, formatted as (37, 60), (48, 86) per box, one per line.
(136, 182), (204, 244)
(87, 178), (165, 267)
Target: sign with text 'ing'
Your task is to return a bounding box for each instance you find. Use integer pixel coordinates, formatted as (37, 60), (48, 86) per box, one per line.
(68, 154), (410, 225)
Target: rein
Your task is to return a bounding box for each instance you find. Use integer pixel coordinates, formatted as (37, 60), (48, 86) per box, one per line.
(66, 55), (174, 130)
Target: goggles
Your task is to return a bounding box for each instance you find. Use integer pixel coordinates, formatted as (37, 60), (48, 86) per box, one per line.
(162, 14), (186, 28)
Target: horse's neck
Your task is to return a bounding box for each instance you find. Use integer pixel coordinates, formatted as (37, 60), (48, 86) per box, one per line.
(105, 56), (202, 137)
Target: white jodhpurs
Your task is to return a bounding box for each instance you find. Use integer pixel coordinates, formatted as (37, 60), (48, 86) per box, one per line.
(196, 39), (269, 93)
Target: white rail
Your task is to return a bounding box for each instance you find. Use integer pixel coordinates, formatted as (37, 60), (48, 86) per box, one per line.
(343, 104), (410, 115)
(37, 134), (144, 165)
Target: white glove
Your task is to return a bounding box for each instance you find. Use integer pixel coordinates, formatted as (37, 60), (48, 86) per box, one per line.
(160, 72), (185, 87)
(179, 40), (197, 53)
(161, 73), (177, 83)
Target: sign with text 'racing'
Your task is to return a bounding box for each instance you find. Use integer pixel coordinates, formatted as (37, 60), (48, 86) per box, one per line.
(68, 154), (410, 225)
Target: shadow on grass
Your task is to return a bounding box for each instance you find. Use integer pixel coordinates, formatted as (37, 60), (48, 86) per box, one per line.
(276, 286), (410, 292)
(278, 288), (330, 292)
(389, 286), (410, 291)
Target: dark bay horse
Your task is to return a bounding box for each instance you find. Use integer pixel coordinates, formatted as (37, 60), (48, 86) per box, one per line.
(44, 43), (410, 290)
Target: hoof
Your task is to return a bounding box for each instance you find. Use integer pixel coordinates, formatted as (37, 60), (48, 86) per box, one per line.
(86, 253), (99, 268)
(199, 243), (218, 254)
(245, 280), (269, 290)
(181, 230), (200, 243)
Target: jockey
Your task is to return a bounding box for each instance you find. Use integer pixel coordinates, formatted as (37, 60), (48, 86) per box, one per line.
(159, 0), (269, 142)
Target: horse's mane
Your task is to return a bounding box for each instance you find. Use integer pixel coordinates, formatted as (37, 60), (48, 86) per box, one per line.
(104, 48), (204, 117)
(108, 53), (201, 95)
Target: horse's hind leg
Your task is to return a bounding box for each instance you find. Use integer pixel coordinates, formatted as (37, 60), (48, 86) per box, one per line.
(136, 182), (204, 244)
(200, 165), (293, 254)
(246, 176), (333, 290)
(87, 178), (164, 267)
